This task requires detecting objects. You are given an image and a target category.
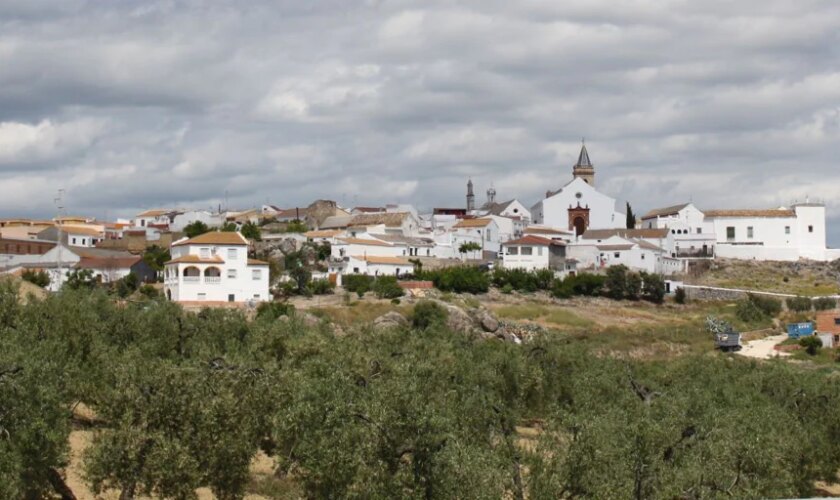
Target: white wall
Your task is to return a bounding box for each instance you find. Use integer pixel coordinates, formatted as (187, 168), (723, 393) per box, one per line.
(502, 244), (549, 271)
(165, 241), (268, 302)
(532, 178), (624, 231)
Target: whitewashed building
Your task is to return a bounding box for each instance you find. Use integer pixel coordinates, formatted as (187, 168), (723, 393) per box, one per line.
(450, 218), (503, 256)
(531, 144), (625, 235)
(640, 203), (716, 259)
(501, 235), (569, 272)
(163, 232), (269, 303)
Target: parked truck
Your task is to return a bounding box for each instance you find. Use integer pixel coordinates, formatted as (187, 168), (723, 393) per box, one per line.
(706, 316), (743, 352)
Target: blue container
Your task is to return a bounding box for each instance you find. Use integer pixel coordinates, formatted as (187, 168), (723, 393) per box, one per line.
(787, 322), (815, 338)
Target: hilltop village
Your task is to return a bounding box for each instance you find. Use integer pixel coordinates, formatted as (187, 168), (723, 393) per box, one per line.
(0, 143), (837, 304)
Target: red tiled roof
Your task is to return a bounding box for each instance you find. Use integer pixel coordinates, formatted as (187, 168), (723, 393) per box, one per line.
(172, 232), (248, 247)
(503, 235), (564, 246)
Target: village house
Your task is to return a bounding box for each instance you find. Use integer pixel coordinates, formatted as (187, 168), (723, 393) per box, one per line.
(450, 217), (503, 256)
(640, 203), (716, 259)
(816, 310), (840, 348)
(501, 235), (570, 273)
(567, 235), (684, 275)
(163, 232), (269, 303)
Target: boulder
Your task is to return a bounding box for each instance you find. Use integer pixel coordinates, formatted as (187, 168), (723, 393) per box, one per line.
(297, 311), (322, 328)
(373, 311), (409, 330)
(442, 303), (478, 335)
(473, 308), (500, 333)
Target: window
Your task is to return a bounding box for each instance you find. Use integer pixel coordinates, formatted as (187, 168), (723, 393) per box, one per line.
(726, 227), (735, 240)
(507, 247), (519, 255)
(72, 238), (77, 245)
(200, 248), (210, 258)
(747, 226), (754, 239)
(696, 228), (701, 234)
(671, 229), (675, 235)
(641, 254), (645, 260)
(521, 246), (533, 256)
(614, 252), (620, 258)
(227, 248), (237, 259)
(353, 267), (360, 273)
(197, 293), (207, 301)
(254, 294), (260, 299)
(785, 226), (791, 235)
(227, 269), (237, 279)
(835, 318), (840, 326)
(809, 225), (814, 233)
(252, 269), (262, 280)
(537, 246), (543, 256)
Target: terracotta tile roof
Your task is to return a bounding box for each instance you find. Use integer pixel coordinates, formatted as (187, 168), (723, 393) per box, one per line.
(703, 209), (796, 218)
(816, 310), (840, 335)
(248, 259), (269, 266)
(352, 206), (386, 213)
(136, 209), (170, 217)
(634, 239), (666, 252)
(524, 226), (572, 236)
(172, 232), (249, 247)
(336, 237), (393, 247)
(351, 255), (412, 265)
(63, 226), (104, 237)
(641, 203), (690, 220)
(453, 218), (493, 229)
(582, 228), (669, 239)
(165, 255), (225, 265)
(503, 235), (565, 246)
(304, 230), (343, 238)
(348, 212), (409, 228)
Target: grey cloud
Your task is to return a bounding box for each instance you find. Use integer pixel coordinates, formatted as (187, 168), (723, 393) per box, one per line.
(0, 0), (839, 245)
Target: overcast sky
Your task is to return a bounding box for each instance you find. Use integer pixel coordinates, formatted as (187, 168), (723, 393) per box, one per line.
(1, 1), (839, 244)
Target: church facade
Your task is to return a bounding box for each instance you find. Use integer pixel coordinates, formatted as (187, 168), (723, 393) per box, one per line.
(530, 143), (625, 235)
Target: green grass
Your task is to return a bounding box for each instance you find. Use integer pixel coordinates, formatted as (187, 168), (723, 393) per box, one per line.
(544, 309), (596, 328)
(495, 304), (549, 320)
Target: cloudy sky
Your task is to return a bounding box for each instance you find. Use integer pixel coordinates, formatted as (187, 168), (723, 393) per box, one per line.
(1, 0), (839, 244)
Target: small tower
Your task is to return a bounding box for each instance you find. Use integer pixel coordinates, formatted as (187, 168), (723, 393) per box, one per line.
(486, 184), (496, 205)
(466, 178), (475, 211)
(572, 139), (595, 187)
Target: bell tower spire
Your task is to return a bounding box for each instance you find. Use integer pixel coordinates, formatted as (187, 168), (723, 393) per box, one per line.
(572, 138), (595, 186)
(466, 178), (475, 211)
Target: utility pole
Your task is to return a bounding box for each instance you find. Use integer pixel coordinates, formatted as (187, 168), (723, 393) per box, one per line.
(54, 189), (65, 291)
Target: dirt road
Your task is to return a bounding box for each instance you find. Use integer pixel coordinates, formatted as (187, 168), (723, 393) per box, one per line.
(737, 333), (790, 360)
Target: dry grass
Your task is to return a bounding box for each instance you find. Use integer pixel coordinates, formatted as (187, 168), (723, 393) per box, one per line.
(686, 258), (840, 297)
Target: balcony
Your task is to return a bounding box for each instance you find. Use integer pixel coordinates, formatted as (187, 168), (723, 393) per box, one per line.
(183, 276), (200, 283)
(205, 276), (222, 284)
(675, 248), (715, 259)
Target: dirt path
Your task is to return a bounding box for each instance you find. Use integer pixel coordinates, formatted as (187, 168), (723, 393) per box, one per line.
(737, 334), (790, 360)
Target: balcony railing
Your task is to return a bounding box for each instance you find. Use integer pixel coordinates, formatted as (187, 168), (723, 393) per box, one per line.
(183, 276), (200, 283)
(205, 276), (222, 284)
(675, 249), (715, 259)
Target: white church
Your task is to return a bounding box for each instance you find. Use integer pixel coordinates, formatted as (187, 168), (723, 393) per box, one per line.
(530, 143), (626, 235)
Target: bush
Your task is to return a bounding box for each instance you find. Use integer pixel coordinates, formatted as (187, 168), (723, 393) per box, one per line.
(372, 276), (405, 299)
(114, 272), (140, 298)
(814, 297), (837, 311)
(256, 301), (295, 320)
(674, 287), (687, 304)
(420, 266), (489, 294)
(736, 297), (768, 323)
(309, 279), (335, 296)
(747, 294), (782, 317)
(551, 273), (606, 299)
(412, 300), (448, 329)
(391, 298), (401, 305)
(604, 265), (629, 300)
(799, 335), (822, 356)
(21, 269), (50, 288)
(786, 296), (813, 312)
(138, 284), (159, 299)
(343, 275), (375, 295)
(491, 268), (555, 292)
(501, 284), (514, 295)
(626, 272), (642, 301)
(641, 273), (665, 304)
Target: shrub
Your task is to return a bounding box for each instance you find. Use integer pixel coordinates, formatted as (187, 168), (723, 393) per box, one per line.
(747, 294), (782, 317)
(343, 275), (375, 295)
(604, 265), (629, 300)
(420, 266), (489, 294)
(21, 269), (50, 288)
(256, 301), (295, 320)
(501, 284), (514, 295)
(114, 272), (140, 298)
(373, 276), (405, 299)
(138, 284), (159, 299)
(799, 335), (822, 356)
(309, 279), (335, 295)
(551, 273), (606, 299)
(490, 268), (550, 292)
(674, 287), (687, 304)
(626, 272), (642, 301)
(391, 298), (401, 305)
(736, 298), (767, 323)
(412, 300), (448, 329)
(641, 273), (665, 304)
(786, 296), (813, 312)
(814, 297), (837, 311)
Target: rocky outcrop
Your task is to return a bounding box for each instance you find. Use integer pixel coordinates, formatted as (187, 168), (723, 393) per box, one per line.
(373, 311), (409, 330)
(296, 311), (322, 328)
(473, 308), (500, 333)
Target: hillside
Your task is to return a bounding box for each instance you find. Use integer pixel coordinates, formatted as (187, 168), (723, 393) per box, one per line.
(685, 258), (840, 296)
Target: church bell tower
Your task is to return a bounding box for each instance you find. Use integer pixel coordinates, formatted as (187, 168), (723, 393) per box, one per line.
(466, 179), (475, 211)
(572, 140), (595, 187)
